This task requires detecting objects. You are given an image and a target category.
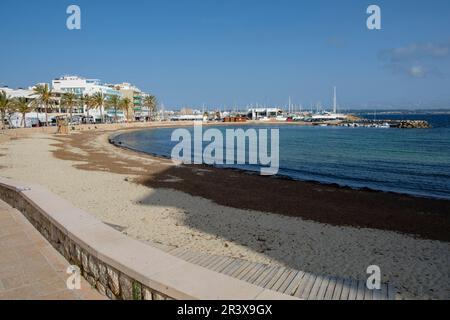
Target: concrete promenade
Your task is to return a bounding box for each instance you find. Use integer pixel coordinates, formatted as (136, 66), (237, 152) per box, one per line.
(0, 199), (105, 300)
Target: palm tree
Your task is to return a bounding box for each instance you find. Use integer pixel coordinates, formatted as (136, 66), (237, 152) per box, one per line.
(120, 97), (132, 122)
(61, 92), (77, 120)
(107, 95), (121, 123)
(32, 84), (53, 126)
(143, 95), (157, 121)
(0, 90), (13, 129)
(92, 92), (105, 123)
(84, 94), (95, 120)
(13, 97), (34, 128)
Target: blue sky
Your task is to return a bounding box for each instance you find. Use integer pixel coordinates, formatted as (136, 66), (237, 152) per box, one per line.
(1, 0), (450, 109)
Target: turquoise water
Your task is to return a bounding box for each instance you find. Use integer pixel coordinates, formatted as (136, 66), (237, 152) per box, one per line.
(114, 115), (450, 200)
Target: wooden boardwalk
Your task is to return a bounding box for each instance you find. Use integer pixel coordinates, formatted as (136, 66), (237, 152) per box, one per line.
(166, 247), (398, 300)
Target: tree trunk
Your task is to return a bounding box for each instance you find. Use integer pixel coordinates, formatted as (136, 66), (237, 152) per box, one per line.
(35, 110), (40, 127)
(45, 105), (49, 126)
(115, 107), (118, 123)
(1, 110), (5, 129)
(22, 113), (26, 128)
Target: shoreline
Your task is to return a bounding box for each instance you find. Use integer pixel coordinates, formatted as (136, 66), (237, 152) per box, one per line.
(106, 125), (450, 243)
(110, 130), (450, 202)
(3, 123), (450, 242)
(1, 123), (449, 299)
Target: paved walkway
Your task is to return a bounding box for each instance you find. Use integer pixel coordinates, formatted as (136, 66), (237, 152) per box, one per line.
(0, 199), (105, 300)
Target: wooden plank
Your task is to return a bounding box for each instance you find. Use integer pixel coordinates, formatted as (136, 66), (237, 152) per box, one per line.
(299, 274), (317, 299)
(356, 280), (366, 300)
(208, 257), (230, 270)
(211, 257), (233, 272)
(176, 250), (192, 259)
(252, 266), (278, 287)
(364, 286), (374, 300)
(231, 261), (253, 278)
(372, 287), (382, 300)
(222, 260), (243, 275)
(271, 269), (295, 291)
(340, 279), (351, 300)
(200, 255), (221, 268)
(264, 268), (287, 289)
(293, 272), (312, 298)
(247, 264), (270, 284)
(209, 256), (231, 270)
(215, 258), (237, 273)
(348, 279), (359, 300)
(316, 276), (331, 300)
(169, 247), (185, 256)
(388, 284), (397, 300)
(284, 271), (305, 296)
(179, 251), (197, 261)
(190, 253), (210, 266)
(324, 277), (337, 300)
(255, 266), (281, 287)
(379, 283), (388, 300)
(229, 261), (252, 278)
(238, 262), (260, 280)
(194, 254), (214, 267)
(186, 253), (206, 264)
(308, 276), (324, 300)
(278, 270), (299, 294)
(241, 264), (265, 282)
(332, 278), (344, 300)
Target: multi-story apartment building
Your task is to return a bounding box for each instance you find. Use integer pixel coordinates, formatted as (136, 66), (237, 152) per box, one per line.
(52, 76), (122, 118)
(108, 82), (146, 120)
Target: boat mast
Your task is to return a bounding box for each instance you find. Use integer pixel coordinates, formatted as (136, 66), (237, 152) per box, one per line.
(333, 86), (337, 114)
(288, 96), (292, 114)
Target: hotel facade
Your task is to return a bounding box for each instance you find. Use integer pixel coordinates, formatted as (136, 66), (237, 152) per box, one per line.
(52, 76), (148, 121)
(1, 75), (150, 127)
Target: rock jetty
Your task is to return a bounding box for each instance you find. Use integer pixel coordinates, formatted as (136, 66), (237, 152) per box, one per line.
(393, 121), (432, 129)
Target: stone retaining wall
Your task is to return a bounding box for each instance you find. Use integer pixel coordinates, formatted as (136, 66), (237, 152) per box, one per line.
(0, 185), (169, 300)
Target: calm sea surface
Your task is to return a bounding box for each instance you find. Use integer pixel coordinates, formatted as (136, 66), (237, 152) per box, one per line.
(114, 114), (450, 200)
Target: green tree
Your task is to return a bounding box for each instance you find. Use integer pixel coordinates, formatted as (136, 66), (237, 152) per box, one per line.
(82, 94), (94, 120)
(61, 92), (77, 120)
(120, 97), (132, 122)
(107, 95), (122, 123)
(0, 90), (13, 129)
(143, 95), (157, 121)
(13, 97), (34, 128)
(32, 84), (53, 126)
(92, 92), (105, 123)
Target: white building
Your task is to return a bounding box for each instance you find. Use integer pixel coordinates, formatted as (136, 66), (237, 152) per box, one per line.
(52, 76), (121, 97)
(247, 108), (282, 120)
(0, 87), (35, 99)
(0, 87), (48, 128)
(52, 76), (122, 119)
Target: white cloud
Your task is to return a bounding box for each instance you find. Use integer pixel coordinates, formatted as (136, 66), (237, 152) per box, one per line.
(379, 40), (450, 79)
(410, 66), (425, 78)
(384, 42), (450, 61)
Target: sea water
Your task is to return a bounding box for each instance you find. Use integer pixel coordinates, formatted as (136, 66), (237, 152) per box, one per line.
(114, 114), (450, 200)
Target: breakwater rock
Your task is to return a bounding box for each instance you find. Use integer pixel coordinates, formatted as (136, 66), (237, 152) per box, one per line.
(393, 121), (432, 129)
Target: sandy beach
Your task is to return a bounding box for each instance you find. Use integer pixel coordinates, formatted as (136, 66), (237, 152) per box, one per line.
(0, 124), (449, 300)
